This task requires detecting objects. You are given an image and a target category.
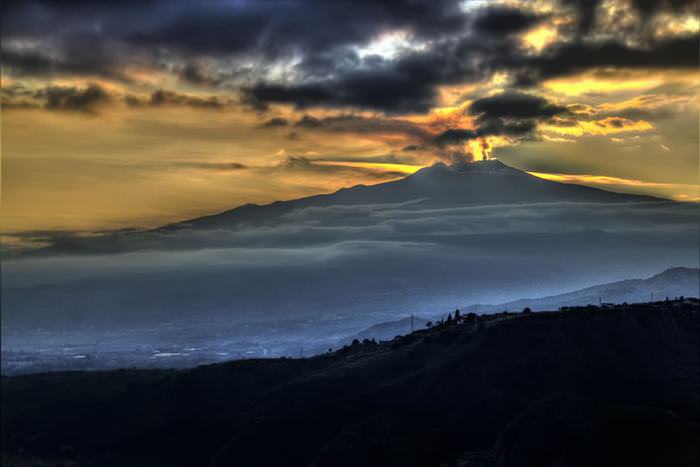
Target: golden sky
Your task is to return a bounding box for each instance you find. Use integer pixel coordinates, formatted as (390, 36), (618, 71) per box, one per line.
(1, 0), (698, 233)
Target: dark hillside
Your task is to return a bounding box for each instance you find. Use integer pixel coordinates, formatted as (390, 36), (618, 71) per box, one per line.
(2, 300), (699, 467)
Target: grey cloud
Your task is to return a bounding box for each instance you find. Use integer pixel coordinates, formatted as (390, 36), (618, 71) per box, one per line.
(8, 197), (695, 257)
(294, 114), (432, 142)
(273, 156), (407, 180)
(473, 7), (542, 35)
(259, 117), (289, 128)
(4, 1), (697, 116)
(175, 161), (249, 171)
(148, 89), (226, 108)
(432, 92), (570, 151)
(42, 84), (111, 113)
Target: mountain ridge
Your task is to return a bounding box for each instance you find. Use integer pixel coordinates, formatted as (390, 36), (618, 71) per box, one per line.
(463, 266), (700, 313)
(3, 299), (698, 467)
(338, 266), (699, 346)
(169, 159), (668, 231)
(12, 158), (675, 257)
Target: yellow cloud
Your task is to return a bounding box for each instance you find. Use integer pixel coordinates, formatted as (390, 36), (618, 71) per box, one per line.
(596, 94), (690, 113)
(652, 13), (700, 39)
(544, 117), (654, 136)
(314, 161), (424, 175)
(545, 75), (663, 97)
(544, 69), (698, 97)
(528, 171), (700, 202)
(522, 24), (558, 52)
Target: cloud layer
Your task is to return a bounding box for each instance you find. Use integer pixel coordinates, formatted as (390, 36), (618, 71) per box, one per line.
(1, 0), (698, 233)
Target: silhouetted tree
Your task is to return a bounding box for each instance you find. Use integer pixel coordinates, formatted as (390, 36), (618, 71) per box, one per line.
(426, 321), (433, 328)
(455, 309), (461, 321)
(522, 307), (531, 314)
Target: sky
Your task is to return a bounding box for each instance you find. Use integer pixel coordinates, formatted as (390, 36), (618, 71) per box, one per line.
(1, 0), (699, 234)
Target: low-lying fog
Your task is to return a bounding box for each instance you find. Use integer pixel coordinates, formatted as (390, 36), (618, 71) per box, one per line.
(2, 200), (697, 374)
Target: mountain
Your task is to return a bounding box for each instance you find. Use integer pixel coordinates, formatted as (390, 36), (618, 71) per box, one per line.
(172, 159), (664, 231)
(341, 267), (699, 344)
(3, 159), (695, 374)
(465, 266), (700, 313)
(3, 299), (698, 467)
(16, 159), (671, 256)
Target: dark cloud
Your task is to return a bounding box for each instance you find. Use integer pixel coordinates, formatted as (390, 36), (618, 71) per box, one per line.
(175, 161), (248, 171)
(2, 0), (157, 7)
(148, 90), (225, 108)
(1, 47), (130, 82)
(245, 84), (334, 111)
(260, 117), (289, 128)
(292, 114), (432, 141)
(2, 0), (698, 117)
(469, 92), (567, 121)
(631, 0), (697, 16)
(134, 1), (466, 57)
(2, 0), (466, 61)
(432, 119), (537, 146)
(473, 7), (541, 35)
(562, 0), (697, 25)
(433, 129), (478, 145)
(242, 27), (698, 114)
(510, 36), (699, 82)
(556, 0), (695, 33)
(246, 79), (388, 113)
(178, 63), (222, 87)
(560, 0), (600, 34)
(294, 115), (324, 129)
(275, 156), (406, 180)
(243, 41), (484, 113)
(42, 84), (110, 113)
(432, 92), (565, 148)
(597, 117), (626, 128)
(314, 153), (418, 165)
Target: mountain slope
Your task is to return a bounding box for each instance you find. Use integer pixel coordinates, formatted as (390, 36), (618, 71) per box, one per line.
(174, 160), (665, 230)
(16, 159), (671, 258)
(466, 266), (700, 313)
(2, 300), (698, 467)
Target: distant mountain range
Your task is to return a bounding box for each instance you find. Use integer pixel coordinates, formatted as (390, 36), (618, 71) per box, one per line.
(344, 267), (699, 344)
(464, 266), (700, 313)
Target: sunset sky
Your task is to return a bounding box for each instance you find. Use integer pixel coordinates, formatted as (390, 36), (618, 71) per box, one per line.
(2, 0), (698, 235)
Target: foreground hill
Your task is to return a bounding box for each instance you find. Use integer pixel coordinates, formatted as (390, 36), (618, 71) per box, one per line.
(3, 299), (698, 467)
